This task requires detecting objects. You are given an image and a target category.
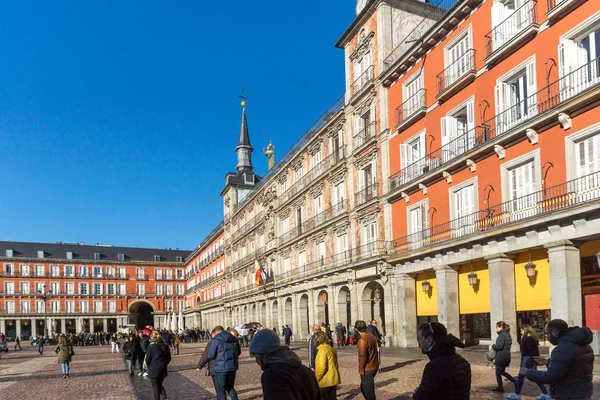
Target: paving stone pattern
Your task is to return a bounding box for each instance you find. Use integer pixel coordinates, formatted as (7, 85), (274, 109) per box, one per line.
(0, 342), (598, 399)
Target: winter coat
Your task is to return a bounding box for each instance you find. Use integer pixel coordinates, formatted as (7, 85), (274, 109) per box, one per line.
(282, 327), (293, 338)
(314, 343), (341, 389)
(55, 344), (73, 364)
(207, 331), (240, 373)
(520, 336), (540, 357)
(308, 335), (317, 369)
(122, 341), (136, 360)
(366, 325), (382, 343)
(161, 331), (172, 346)
(357, 332), (379, 374)
(492, 330), (512, 367)
(145, 338), (172, 379)
(140, 337), (150, 353)
(197, 338), (216, 376)
(259, 346), (320, 400)
(526, 327), (594, 400)
(413, 334), (471, 400)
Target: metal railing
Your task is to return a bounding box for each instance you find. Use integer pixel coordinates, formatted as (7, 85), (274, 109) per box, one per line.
(485, 0), (537, 56)
(436, 49), (476, 94)
(231, 211), (264, 242)
(353, 122), (377, 150)
(396, 89), (426, 127)
(279, 200), (348, 247)
(355, 183), (379, 206)
(392, 171), (600, 254)
(351, 66), (374, 97)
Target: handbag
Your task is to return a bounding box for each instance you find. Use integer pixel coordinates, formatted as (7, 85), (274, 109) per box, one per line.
(486, 349), (496, 362)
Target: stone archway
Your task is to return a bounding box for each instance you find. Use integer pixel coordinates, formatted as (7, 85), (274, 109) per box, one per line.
(337, 286), (352, 330)
(251, 304), (257, 322)
(361, 281), (385, 331)
(260, 302), (267, 326)
(284, 297), (293, 329)
(271, 300), (279, 331)
(316, 290), (329, 326)
(299, 294), (309, 336)
(129, 301), (155, 330)
(196, 296), (201, 309)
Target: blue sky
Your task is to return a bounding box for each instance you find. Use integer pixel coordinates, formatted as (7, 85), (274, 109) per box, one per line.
(0, 1), (356, 250)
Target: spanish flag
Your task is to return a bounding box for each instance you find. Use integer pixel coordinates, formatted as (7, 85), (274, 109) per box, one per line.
(254, 259), (267, 286)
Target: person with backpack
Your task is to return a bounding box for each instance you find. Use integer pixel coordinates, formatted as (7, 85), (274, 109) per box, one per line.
(491, 321), (517, 393)
(506, 324), (550, 399)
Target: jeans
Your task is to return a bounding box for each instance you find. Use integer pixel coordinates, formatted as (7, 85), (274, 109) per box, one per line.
(61, 362), (70, 375)
(320, 386), (337, 400)
(214, 371), (239, 400)
(284, 336), (291, 346)
(495, 365), (517, 389)
(125, 359), (134, 374)
(137, 353), (146, 372)
(111, 342), (119, 352)
(360, 369), (377, 400)
(150, 376), (167, 400)
(515, 357), (547, 395)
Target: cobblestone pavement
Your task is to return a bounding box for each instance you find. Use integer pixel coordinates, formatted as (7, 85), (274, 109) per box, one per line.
(0, 342), (599, 399)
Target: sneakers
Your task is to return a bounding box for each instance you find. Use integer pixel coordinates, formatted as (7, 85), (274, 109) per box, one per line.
(506, 393), (521, 399)
(138, 372), (143, 376)
(143, 372), (148, 377)
(491, 387), (505, 393)
(536, 394), (551, 400)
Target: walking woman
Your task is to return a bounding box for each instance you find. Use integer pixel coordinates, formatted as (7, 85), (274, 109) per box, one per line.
(492, 321), (517, 393)
(145, 330), (172, 400)
(507, 325), (550, 399)
(313, 331), (341, 400)
(55, 336), (74, 379)
(38, 336), (45, 356)
(122, 335), (137, 376)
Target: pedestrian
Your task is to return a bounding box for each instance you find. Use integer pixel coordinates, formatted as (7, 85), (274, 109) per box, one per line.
(248, 329), (320, 400)
(506, 324), (550, 399)
(335, 323), (345, 347)
(313, 331), (341, 400)
(520, 319), (594, 400)
(366, 320), (382, 345)
(161, 329), (173, 348)
(413, 321), (471, 399)
(282, 325), (293, 347)
(173, 335), (180, 355)
(55, 336), (74, 379)
(38, 335), (45, 356)
(110, 333), (120, 353)
(197, 328), (218, 394)
(138, 332), (149, 376)
(207, 326), (241, 400)
(355, 320), (379, 400)
(14, 336), (22, 350)
(491, 321), (517, 393)
(122, 334), (137, 376)
(145, 330), (172, 400)
(308, 325), (321, 370)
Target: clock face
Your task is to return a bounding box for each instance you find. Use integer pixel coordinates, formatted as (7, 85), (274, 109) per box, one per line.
(356, 0), (367, 15)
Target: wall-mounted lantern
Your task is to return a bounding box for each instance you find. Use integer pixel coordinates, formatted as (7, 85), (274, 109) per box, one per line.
(525, 251), (537, 279)
(421, 279), (430, 294)
(468, 262), (478, 288)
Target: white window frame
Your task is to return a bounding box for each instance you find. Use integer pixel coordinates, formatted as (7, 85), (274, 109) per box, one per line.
(565, 122), (600, 180)
(500, 149), (542, 203)
(495, 55), (537, 133)
(402, 71), (424, 117)
(449, 177), (479, 237)
(406, 199), (429, 236)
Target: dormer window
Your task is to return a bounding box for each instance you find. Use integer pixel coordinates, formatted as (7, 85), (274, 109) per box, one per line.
(154, 255), (161, 262)
(37, 250), (45, 259)
(66, 251), (73, 260)
(93, 252), (101, 261)
(117, 253), (125, 262)
(5, 249), (13, 257)
(176, 256), (183, 263)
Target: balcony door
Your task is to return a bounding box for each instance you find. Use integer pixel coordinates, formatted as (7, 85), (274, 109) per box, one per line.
(575, 134), (600, 201)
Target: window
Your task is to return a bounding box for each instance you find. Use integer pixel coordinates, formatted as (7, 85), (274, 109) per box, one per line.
(444, 30), (472, 88)
(333, 181), (346, 208)
(298, 251), (307, 268)
(259, 234), (265, 248)
(165, 300), (173, 311)
(400, 131), (426, 179)
(66, 282), (75, 295)
(66, 301), (75, 313)
(154, 255), (161, 262)
(117, 253), (125, 262)
(310, 148), (322, 169)
(136, 268), (145, 279)
(407, 201), (429, 249)
(79, 283), (89, 295)
(20, 301), (30, 313)
(165, 269), (173, 280)
(107, 301), (116, 313)
(66, 251), (73, 260)
(441, 99), (475, 162)
(118, 267), (126, 279)
(93, 266), (102, 277)
(177, 284), (184, 295)
(354, 106), (374, 144)
(20, 282), (30, 295)
(280, 179), (288, 195)
(94, 301), (102, 313)
(450, 179), (478, 235)
(118, 284), (127, 296)
(283, 257), (291, 272)
(64, 265), (74, 277)
(155, 269), (163, 279)
(495, 58), (537, 133)
(501, 151), (541, 218)
(166, 284), (173, 295)
(403, 72), (424, 117)
(571, 131), (600, 198)
(490, 0), (535, 52)
(178, 300), (186, 310)
(51, 265), (60, 277)
(37, 250), (44, 259)
(559, 23), (600, 100)
(94, 252), (101, 261)
(5, 301), (15, 314)
(353, 49), (373, 93)
(51, 301), (60, 313)
(316, 241), (326, 264)
(35, 265), (45, 276)
(336, 234), (349, 254)
(3, 264), (14, 276)
(79, 265), (89, 277)
(93, 283), (102, 295)
(36, 300), (45, 313)
(156, 284), (163, 295)
(313, 195), (324, 216)
(20, 264), (30, 276)
(106, 266), (115, 278)
(35, 282), (44, 294)
(80, 301), (89, 313)
(176, 256), (183, 263)
(106, 283), (115, 295)
(357, 164), (375, 202)
(295, 165), (303, 182)
(50, 282), (59, 295)
(5, 249), (13, 257)
(281, 216), (290, 234)
(362, 222), (378, 250)
(136, 284), (145, 296)
(330, 130), (344, 158)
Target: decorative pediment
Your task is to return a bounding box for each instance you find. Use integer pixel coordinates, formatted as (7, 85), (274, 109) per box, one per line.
(357, 209), (379, 226)
(291, 158), (304, 171)
(309, 184), (325, 199)
(277, 171), (289, 185)
(257, 226), (265, 235)
(294, 240), (307, 252)
(279, 247), (292, 259)
(329, 168), (347, 185)
(292, 195), (306, 209)
(247, 203), (254, 213)
(307, 140), (323, 156)
(326, 119), (347, 137)
(350, 31), (375, 61)
(279, 208), (291, 220)
(354, 149), (377, 169)
(312, 231), (327, 244)
(354, 96), (374, 117)
(331, 222), (350, 236)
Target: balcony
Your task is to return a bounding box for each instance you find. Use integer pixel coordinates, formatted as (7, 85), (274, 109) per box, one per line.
(388, 57), (600, 197)
(279, 200), (348, 247)
(436, 49), (476, 102)
(231, 211), (264, 243)
(392, 171), (600, 255)
(353, 122), (377, 152)
(546, 0), (586, 21)
(350, 66), (375, 101)
(355, 183), (379, 207)
(396, 89), (427, 133)
(485, 0), (539, 66)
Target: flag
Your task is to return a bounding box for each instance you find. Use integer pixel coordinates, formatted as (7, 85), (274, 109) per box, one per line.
(254, 259), (267, 286)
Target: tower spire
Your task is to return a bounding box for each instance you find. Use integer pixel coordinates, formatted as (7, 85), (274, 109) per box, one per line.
(235, 89), (254, 172)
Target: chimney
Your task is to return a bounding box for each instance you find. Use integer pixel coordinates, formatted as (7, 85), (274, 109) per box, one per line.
(263, 141), (275, 170)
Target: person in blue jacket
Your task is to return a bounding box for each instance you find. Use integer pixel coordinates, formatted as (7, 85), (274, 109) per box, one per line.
(208, 326), (241, 400)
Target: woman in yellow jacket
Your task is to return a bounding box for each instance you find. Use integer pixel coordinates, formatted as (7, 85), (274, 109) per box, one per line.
(313, 331), (341, 400)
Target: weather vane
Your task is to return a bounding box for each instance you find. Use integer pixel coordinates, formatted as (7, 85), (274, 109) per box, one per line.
(239, 86), (246, 107)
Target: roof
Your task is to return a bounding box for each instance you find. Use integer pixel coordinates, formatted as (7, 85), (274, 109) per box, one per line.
(0, 241), (191, 264)
(237, 107), (252, 149)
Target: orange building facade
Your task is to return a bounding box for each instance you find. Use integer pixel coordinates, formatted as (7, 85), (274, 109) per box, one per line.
(381, 0), (600, 345)
(0, 242), (189, 337)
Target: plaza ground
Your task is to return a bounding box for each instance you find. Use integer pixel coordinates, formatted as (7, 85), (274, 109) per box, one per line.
(0, 341), (599, 399)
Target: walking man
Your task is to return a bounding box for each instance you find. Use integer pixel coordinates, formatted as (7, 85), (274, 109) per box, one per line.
(356, 320), (379, 400)
(520, 319), (594, 400)
(413, 322), (471, 399)
(14, 336), (22, 350)
(308, 325), (321, 370)
(282, 325), (293, 347)
(207, 326), (241, 400)
(335, 323), (345, 347)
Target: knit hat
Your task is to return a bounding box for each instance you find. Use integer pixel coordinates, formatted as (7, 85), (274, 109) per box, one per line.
(249, 329), (281, 354)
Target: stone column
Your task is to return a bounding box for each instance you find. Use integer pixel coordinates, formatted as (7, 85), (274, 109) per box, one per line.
(89, 318), (94, 333)
(0, 319), (5, 335)
(61, 319), (66, 334)
(103, 318), (108, 332)
(486, 254), (518, 348)
(266, 302), (273, 331)
(16, 319), (21, 339)
(328, 285), (337, 328)
(394, 273), (417, 347)
(350, 280), (360, 323)
(435, 266), (460, 338)
(291, 295), (299, 339)
(31, 318), (36, 336)
(307, 289), (316, 328)
(545, 241), (582, 327)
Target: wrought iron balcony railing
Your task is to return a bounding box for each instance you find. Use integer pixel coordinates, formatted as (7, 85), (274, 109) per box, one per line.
(279, 200), (348, 247)
(355, 183), (379, 206)
(353, 122), (377, 151)
(351, 66), (374, 97)
(485, 0), (537, 57)
(392, 171), (600, 255)
(396, 89), (427, 129)
(436, 49), (476, 95)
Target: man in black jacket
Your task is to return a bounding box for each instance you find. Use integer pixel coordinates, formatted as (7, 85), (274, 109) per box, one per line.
(520, 319), (594, 400)
(413, 322), (471, 400)
(282, 325), (293, 347)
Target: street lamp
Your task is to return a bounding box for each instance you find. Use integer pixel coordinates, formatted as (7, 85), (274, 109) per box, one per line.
(421, 279), (431, 293)
(374, 288), (381, 301)
(37, 284), (52, 339)
(468, 262), (478, 288)
(525, 251), (537, 279)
